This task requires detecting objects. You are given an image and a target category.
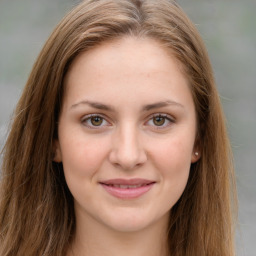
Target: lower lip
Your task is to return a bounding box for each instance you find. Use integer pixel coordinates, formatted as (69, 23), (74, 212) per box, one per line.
(100, 183), (155, 199)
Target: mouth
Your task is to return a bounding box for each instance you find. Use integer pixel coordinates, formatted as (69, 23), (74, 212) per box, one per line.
(106, 184), (150, 189)
(99, 179), (156, 199)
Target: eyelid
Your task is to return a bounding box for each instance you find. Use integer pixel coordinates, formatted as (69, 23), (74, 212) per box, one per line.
(81, 113), (112, 129)
(150, 113), (175, 121)
(80, 112), (175, 130)
(145, 113), (175, 129)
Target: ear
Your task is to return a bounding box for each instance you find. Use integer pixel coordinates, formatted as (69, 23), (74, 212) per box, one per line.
(191, 133), (201, 164)
(191, 137), (201, 163)
(191, 149), (201, 163)
(53, 140), (62, 163)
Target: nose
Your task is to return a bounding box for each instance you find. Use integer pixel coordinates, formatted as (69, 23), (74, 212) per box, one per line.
(108, 124), (147, 170)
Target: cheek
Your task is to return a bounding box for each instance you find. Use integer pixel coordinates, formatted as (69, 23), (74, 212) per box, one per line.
(151, 135), (193, 167)
(60, 136), (111, 208)
(60, 135), (110, 180)
(149, 136), (193, 194)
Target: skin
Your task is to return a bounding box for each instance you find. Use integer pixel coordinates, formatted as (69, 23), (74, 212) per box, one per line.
(54, 36), (200, 256)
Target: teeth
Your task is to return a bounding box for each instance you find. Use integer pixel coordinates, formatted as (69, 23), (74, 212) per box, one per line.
(112, 184), (144, 189)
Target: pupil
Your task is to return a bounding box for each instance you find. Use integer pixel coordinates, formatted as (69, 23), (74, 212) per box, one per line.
(92, 116), (103, 126)
(153, 116), (165, 126)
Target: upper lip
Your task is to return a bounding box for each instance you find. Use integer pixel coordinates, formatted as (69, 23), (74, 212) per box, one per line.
(99, 179), (155, 185)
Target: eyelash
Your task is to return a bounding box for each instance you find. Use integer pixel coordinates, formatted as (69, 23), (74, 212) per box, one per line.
(146, 114), (175, 129)
(81, 114), (110, 129)
(81, 113), (175, 129)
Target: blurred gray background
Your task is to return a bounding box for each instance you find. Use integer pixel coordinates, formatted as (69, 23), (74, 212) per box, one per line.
(0, 0), (255, 255)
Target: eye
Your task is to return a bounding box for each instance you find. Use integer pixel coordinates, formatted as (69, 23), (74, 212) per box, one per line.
(152, 115), (166, 126)
(146, 114), (174, 128)
(81, 114), (110, 129)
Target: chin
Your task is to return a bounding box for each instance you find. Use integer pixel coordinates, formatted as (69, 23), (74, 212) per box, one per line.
(106, 219), (151, 233)
(101, 209), (168, 233)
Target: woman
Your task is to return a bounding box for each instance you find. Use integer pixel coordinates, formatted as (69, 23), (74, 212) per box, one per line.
(0, 0), (237, 255)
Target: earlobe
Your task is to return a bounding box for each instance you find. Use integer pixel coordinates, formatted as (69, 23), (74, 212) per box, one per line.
(53, 140), (62, 163)
(191, 150), (201, 163)
(191, 135), (201, 163)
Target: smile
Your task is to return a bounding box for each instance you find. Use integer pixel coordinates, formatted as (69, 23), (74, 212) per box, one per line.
(110, 184), (146, 189)
(99, 179), (155, 199)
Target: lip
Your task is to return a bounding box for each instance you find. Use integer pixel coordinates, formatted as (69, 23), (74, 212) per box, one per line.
(99, 179), (156, 199)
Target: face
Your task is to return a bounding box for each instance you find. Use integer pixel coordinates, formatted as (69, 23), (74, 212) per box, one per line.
(55, 37), (200, 234)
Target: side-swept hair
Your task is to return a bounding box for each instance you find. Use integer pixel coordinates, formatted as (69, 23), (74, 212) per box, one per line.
(0, 0), (237, 255)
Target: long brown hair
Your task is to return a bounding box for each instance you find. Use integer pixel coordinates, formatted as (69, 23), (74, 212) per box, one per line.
(0, 0), (237, 255)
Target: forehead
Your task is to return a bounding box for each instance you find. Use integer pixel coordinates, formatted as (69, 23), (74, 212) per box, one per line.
(63, 36), (193, 111)
(67, 36), (186, 74)
(66, 37), (187, 80)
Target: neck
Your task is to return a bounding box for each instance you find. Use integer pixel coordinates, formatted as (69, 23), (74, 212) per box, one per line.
(68, 212), (170, 256)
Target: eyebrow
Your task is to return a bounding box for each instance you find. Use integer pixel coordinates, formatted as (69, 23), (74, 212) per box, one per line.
(70, 100), (115, 112)
(142, 100), (184, 111)
(70, 100), (184, 112)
